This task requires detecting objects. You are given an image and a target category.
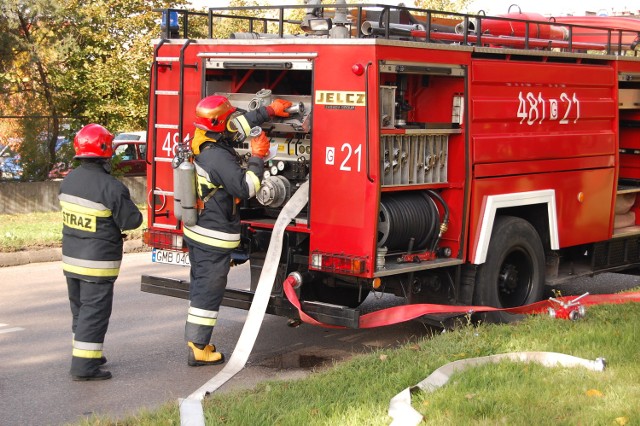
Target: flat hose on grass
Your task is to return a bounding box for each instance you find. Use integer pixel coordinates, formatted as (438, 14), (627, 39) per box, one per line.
(388, 352), (606, 426)
(179, 181), (310, 426)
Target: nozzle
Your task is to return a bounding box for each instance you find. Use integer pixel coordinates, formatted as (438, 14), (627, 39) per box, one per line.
(285, 102), (305, 115)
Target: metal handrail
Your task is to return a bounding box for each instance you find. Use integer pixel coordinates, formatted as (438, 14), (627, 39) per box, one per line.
(154, 4), (640, 57)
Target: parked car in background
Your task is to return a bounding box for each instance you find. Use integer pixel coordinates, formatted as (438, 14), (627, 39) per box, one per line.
(1, 142), (23, 181)
(113, 139), (147, 176)
(113, 131), (147, 177)
(114, 131), (146, 143)
(48, 131), (147, 179)
(48, 161), (70, 180)
(45, 136), (73, 179)
(0, 152), (23, 180)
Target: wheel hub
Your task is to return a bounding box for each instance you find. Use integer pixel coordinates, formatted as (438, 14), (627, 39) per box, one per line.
(498, 263), (519, 295)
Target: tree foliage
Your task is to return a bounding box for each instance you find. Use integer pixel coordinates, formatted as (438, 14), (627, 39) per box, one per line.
(0, 0), (184, 180)
(413, 0), (473, 12)
(0, 0), (475, 181)
(184, 0), (306, 40)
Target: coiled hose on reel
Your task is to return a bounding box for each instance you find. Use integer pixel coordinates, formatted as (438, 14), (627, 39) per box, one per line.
(377, 191), (448, 252)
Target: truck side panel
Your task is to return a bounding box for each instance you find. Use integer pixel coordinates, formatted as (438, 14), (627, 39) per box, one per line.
(470, 168), (615, 252)
(467, 58), (617, 259)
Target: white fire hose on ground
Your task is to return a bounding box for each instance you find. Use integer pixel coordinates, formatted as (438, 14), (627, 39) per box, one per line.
(388, 351), (606, 426)
(179, 180), (310, 426)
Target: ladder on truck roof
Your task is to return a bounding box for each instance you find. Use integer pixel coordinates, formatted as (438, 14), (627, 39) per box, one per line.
(148, 39), (197, 229)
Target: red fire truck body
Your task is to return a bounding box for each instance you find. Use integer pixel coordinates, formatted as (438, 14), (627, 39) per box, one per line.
(142, 4), (640, 326)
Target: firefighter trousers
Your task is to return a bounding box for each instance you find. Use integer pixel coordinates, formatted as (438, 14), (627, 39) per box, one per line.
(67, 277), (115, 376)
(184, 242), (231, 345)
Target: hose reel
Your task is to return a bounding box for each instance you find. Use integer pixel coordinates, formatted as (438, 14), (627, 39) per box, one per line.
(377, 191), (441, 252)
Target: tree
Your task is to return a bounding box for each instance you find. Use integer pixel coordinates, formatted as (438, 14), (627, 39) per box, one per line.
(0, 0), (185, 181)
(0, 0), (66, 180)
(185, 0), (306, 40)
(413, 0), (473, 12)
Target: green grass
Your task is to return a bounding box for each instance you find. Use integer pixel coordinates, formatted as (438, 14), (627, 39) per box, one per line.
(9, 210), (637, 426)
(0, 207), (147, 252)
(77, 301), (640, 426)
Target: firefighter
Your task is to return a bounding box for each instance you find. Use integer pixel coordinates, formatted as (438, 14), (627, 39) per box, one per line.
(183, 94), (291, 366)
(60, 124), (143, 381)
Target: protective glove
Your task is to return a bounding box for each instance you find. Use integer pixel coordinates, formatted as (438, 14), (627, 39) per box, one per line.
(250, 132), (270, 158)
(268, 99), (293, 117)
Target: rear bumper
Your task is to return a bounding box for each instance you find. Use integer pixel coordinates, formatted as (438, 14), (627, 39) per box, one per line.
(140, 274), (360, 328)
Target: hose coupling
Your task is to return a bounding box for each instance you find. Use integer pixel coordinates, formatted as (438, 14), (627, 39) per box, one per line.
(288, 271), (304, 290)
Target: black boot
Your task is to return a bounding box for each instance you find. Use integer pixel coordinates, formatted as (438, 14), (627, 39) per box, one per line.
(72, 369), (112, 381)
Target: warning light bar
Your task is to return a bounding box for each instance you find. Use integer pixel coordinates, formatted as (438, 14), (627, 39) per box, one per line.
(310, 251), (368, 274)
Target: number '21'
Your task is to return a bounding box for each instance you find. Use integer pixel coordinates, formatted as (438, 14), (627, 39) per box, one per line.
(340, 143), (362, 172)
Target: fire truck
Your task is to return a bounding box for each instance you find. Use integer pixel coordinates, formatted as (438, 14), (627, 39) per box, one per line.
(141, 3), (640, 326)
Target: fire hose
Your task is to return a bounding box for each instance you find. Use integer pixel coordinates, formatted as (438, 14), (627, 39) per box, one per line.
(388, 352), (606, 426)
(281, 276), (626, 425)
(280, 275), (635, 424)
(282, 276), (640, 328)
(178, 175), (638, 424)
(179, 181), (310, 426)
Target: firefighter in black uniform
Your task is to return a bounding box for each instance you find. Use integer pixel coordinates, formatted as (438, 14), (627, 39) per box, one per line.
(183, 95), (291, 365)
(60, 123), (143, 380)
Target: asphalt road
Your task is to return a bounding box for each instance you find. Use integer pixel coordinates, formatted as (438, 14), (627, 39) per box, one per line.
(0, 252), (431, 426)
(1, 253), (638, 425)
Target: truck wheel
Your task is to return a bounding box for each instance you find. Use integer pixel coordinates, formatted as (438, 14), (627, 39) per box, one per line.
(473, 216), (545, 323)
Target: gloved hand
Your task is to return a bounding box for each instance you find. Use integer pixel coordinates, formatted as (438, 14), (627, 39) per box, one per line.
(268, 99), (292, 117)
(250, 132), (270, 158)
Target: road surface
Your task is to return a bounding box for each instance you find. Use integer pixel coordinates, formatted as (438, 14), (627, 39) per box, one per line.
(0, 252), (431, 426)
(1, 252), (638, 425)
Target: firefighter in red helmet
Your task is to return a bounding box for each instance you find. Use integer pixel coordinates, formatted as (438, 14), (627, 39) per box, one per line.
(183, 94), (291, 366)
(59, 123), (143, 380)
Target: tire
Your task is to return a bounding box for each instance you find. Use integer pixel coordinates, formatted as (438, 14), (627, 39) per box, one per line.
(473, 216), (545, 323)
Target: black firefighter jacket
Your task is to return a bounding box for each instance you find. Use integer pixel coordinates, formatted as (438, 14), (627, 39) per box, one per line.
(59, 161), (143, 281)
(183, 133), (263, 251)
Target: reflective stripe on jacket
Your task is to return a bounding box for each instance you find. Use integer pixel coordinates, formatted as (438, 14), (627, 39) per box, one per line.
(183, 224), (241, 249)
(59, 161), (143, 281)
(62, 255), (122, 277)
(184, 124), (264, 251)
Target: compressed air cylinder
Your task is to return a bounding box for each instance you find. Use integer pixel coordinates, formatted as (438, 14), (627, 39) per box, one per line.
(172, 162), (183, 221)
(177, 161), (198, 227)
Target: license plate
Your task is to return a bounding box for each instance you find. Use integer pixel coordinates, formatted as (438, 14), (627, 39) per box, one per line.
(152, 249), (190, 266)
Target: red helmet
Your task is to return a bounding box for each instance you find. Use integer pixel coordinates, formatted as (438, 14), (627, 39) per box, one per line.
(73, 124), (114, 159)
(194, 95), (237, 132)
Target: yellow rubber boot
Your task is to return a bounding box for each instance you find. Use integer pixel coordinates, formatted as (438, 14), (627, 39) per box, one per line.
(187, 341), (225, 366)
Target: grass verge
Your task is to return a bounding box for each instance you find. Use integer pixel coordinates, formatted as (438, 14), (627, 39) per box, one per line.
(0, 208), (147, 252)
(79, 300), (639, 425)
